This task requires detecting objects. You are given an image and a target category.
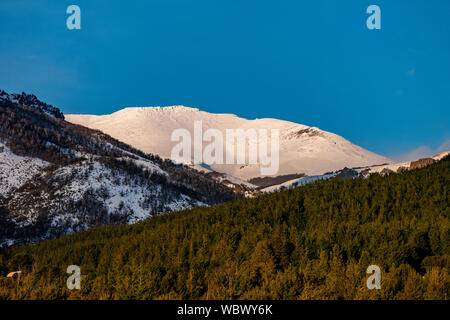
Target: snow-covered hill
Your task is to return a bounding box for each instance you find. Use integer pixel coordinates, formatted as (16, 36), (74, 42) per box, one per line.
(0, 91), (236, 246)
(7, 158), (205, 239)
(66, 106), (391, 181)
(357, 151), (450, 175)
(0, 142), (49, 198)
(1, 90), (447, 246)
(261, 152), (450, 193)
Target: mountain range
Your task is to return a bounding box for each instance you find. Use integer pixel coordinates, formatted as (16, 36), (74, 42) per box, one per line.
(66, 106), (392, 184)
(1, 90), (447, 246)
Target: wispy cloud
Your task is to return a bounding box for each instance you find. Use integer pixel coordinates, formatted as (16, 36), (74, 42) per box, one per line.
(393, 139), (450, 162)
(407, 68), (416, 77)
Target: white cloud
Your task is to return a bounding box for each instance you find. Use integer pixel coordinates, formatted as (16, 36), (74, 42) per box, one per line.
(436, 139), (450, 153)
(393, 139), (450, 162)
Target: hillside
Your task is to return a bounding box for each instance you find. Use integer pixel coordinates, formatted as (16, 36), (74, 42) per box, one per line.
(66, 106), (391, 181)
(1, 155), (448, 300)
(261, 151), (450, 193)
(0, 91), (237, 246)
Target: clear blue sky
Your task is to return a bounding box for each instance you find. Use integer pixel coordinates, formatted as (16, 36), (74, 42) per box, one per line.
(1, 0), (449, 159)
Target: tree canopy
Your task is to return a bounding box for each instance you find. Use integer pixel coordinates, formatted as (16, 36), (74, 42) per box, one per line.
(0, 156), (448, 300)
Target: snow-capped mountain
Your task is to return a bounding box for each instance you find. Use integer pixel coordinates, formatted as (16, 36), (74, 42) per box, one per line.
(66, 106), (391, 182)
(1, 90), (446, 247)
(0, 91), (236, 246)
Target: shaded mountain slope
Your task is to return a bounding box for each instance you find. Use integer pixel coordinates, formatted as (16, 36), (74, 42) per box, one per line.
(0, 91), (237, 245)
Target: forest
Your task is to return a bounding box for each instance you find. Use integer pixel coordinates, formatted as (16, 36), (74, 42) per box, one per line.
(0, 156), (448, 300)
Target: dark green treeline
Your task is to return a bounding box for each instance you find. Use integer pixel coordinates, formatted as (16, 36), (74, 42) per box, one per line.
(1, 157), (449, 299)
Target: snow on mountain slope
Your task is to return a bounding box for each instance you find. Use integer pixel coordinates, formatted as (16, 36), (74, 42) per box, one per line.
(7, 159), (205, 236)
(262, 152), (450, 193)
(1, 91), (237, 246)
(0, 142), (49, 198)
(261, 173), (338, 193)
(67, 106), (391, 180)
(359, 151), (450, 175)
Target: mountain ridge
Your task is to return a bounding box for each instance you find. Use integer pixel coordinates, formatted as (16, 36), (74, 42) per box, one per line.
(0, 90), (64, 119)
(0, 90), (237, 246)
(66, 106), (392, 181)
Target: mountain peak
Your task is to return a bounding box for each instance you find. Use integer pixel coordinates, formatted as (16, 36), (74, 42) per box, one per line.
(0, 89), (64, 119)
(67, 106), (392, 180)
(120, 105), (199, 112)
(163, 105), (200, 112)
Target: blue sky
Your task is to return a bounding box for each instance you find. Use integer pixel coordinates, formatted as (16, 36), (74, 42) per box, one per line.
(1, 0), (449, 159)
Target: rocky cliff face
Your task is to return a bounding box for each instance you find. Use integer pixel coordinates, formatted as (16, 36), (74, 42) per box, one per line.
(409, 158), (436, 170)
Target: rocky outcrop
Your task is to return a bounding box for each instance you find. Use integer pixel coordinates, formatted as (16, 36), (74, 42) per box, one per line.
(397, 166), (408, 173)
(409, 158), (435, 170)
(335, 167), (359, 180)
(380, 168), (394, 175)
(0, 90), (64, 119)
(249, 173), (306, 188)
